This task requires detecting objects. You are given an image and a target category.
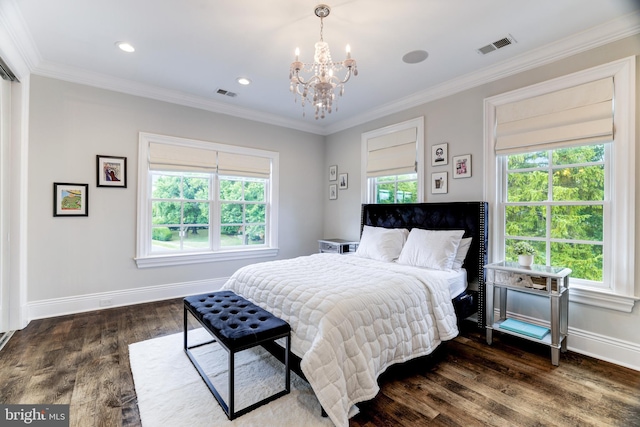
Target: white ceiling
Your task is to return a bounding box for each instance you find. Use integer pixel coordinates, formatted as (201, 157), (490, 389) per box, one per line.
(2, 0), (639, 134)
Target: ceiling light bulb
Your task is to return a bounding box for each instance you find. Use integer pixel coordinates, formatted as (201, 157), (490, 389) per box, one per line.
(115, 41), (135, 53)
(237, 77), (251, 85)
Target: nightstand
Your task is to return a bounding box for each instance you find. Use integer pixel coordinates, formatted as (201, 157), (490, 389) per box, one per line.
(485, 261), (571, 366)
(318, 238), (359, 254)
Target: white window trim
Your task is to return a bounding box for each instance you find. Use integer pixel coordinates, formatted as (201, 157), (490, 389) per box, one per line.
(484, 56), (638, 312)
(361, 117), (424, 203)
(135, 132), (279, 268)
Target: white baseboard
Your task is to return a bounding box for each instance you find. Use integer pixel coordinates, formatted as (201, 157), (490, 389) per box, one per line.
(27, 278), (228, 321)
(498, 311), (640, 372)
(567, 327), (640, 372)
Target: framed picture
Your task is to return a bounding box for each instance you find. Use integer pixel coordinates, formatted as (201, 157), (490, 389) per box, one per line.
(97, 155), (127, 188)
(431, 143), (448, 166)
(329, 184), (337, 200)
(329, 165), (337, 181)
(53, 183), (89, 217)
(431, 172), (448, 194)
(453, 154), (472, 178)
(338, 173), (348, 190)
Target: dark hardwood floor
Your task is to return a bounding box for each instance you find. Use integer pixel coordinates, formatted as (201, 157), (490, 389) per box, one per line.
(1, 298), (638, 426)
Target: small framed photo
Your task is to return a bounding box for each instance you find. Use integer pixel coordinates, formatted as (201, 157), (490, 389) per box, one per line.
(338, 173), (348, 190)
(53, 183), (89, 217)
(329, 165), (337, 181)
(453, 154), (472, 178)
(431, 172), (448, 194)
(431, 143), (448, 166)
(329, 184), (337, 200)
(97, 155), (127, 188)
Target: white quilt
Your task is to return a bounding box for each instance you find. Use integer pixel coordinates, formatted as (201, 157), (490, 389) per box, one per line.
(221, 253), (459, 427)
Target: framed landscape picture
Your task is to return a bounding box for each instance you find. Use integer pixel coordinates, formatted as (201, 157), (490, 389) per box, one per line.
(53, 183), (89, 217)
(97, 155), (127, 188)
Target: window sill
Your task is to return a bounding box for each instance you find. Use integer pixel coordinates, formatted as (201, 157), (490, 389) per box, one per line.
(135, 247), (279, 268)
(569, 286), (639, 313)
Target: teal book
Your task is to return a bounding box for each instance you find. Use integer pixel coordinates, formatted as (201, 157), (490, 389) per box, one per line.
(499, 318), (550, 340)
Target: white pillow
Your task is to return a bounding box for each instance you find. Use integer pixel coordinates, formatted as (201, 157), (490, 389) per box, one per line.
(355, 226), (409, 262)
(452, 237), (472, 270)
(397, 229), (465, 271)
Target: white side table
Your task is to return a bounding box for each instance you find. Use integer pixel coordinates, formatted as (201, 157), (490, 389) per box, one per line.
(318, 238), (359, 254)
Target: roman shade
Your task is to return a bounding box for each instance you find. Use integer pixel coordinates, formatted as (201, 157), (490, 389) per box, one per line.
(495, 77), (614, 154)
(366, 127), (417, 177)
(149, 142), (270, 178)
(217, 152), (271, 178)
(148, 142), (217, 172)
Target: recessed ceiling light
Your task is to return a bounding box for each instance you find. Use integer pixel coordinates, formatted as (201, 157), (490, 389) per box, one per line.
(236, 77), (251, 85)
(402, 50), (429, 64)
(115, 41), (135, 53)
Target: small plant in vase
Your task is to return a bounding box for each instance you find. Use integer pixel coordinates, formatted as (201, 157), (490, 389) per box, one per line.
(513, 241), (536, 266)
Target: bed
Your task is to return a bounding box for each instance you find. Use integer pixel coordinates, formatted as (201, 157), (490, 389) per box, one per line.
(221, 202), (488, 427)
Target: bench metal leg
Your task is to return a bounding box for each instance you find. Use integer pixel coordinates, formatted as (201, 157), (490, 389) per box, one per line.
(183, 303), (290, 420)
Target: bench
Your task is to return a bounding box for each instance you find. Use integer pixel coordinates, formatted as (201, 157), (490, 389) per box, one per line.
(183, 290), (291, 420)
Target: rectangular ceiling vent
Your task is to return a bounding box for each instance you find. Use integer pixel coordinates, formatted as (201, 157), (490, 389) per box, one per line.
(216, 88), (237, 98)
(477, 34), (516, 55)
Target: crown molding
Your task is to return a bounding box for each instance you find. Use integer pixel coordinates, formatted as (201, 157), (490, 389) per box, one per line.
(2, 2), (638, 136)
(0, 0), (41, 78)
(325, 10), (640, 135)
(32, 60), (327, 135)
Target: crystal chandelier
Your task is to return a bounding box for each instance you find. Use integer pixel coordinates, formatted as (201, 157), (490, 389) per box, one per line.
(289, 4), (358, 120)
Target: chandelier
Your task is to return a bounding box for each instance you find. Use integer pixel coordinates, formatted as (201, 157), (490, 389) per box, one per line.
(289, 4), (358, 120)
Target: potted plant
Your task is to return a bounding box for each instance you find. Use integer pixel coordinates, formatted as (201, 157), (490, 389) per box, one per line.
(513, 241), (536, 266)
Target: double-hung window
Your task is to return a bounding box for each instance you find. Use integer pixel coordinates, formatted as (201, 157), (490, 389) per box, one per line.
(485, 57), (636, 311)
(361, 117), (424, 204)
(136, 133), (279, 268)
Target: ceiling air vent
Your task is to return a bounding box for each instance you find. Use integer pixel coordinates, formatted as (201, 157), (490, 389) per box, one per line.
(216, 88), (237, 98)
(477, 34), (516, 55)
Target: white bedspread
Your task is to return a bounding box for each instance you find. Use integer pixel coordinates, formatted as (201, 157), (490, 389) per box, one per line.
(221, 253), (459, 427)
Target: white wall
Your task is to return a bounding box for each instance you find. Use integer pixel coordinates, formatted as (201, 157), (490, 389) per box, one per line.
(26, 76), (324, 315)
(323, 35), (640, 370)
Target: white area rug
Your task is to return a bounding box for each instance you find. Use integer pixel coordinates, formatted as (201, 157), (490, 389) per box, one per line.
(129, 329), (337, 427)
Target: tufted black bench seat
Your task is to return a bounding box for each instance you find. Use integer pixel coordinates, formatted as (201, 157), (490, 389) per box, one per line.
(183, 290), (291, 420)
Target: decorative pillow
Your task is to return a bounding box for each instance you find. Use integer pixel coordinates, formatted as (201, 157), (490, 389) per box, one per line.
(452, 237), (472, 270)
(397, 229), (465, 271)
(355, 226), (409, 262)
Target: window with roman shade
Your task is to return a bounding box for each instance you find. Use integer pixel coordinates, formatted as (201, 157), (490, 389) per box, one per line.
(484, 56), (636, 311)
(137, 133), (279, 268)
(361, 117), (424, 204)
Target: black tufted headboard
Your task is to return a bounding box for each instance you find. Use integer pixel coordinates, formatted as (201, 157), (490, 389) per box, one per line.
(361, 202), (488, 328)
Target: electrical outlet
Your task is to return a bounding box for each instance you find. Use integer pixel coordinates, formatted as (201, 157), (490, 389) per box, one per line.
(99, 298), (113, 307)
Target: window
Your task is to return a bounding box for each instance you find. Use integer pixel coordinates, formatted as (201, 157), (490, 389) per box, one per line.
(485, 57), (636, 312)
(136, 133), (279, 268)
(373, 174), (418, 204)
(361, 117), (424, 203)
(503, 146), (605, 284)
(219, 176), (267, 246)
